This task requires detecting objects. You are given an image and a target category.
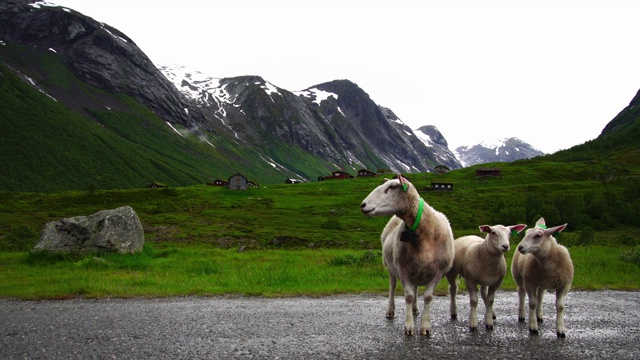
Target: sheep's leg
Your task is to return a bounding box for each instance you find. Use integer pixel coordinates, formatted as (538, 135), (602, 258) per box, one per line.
(466, 279), (479, 332)
(386, 273), (396, 318)
(419, 271), (444, 336)
(555, 285), (571, 338)
(484, 284), (501, 330)
(445, 272), (458, 320)
(517, 285), (527, 322)
(536, 288), (545, 323)
(412, 284), (419, 316)
(526, 286), (540, 335)
(480, 285), (496, 320)
(399, 277), (416, 335)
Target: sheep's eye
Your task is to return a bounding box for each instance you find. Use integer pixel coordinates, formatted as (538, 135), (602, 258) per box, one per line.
(491, 231), (496, 235)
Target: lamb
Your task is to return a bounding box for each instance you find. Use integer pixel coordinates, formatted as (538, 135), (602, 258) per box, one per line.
(360, 175), (454, 336)
(445, 224), (527, 331)
(512, 217), (574, 337)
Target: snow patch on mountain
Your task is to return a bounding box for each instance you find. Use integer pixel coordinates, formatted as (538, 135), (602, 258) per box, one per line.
(294, 88), (338, 105)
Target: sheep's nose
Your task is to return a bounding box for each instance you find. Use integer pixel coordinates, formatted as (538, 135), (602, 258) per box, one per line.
(501, 244), (509, 251)
(360, 202), (366, 209)
(517, 245), (524, 252)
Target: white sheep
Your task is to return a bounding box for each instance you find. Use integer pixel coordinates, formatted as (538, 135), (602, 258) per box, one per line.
(445, 224), (527, 331)
(512, 217), (574, 337)
(360, 175), (454, 336)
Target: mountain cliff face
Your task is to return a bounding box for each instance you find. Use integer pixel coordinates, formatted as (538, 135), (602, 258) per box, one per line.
(160, 65), (463, 172)
(454, 138), (544, 167)
(0, 0), (208, 130)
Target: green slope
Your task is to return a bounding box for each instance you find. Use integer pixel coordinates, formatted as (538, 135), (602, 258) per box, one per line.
(0, 47), (341, 192)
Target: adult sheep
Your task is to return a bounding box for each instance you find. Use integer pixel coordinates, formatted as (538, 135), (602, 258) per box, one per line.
(445, 224), (527, 331)
(512, 217), (574, 337)
(360, 175), (454, 336)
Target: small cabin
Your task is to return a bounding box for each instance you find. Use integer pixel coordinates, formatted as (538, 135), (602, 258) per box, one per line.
(357, 169), (377, 177)
(229, 173), (248, 190)
(285, 178), (301, 184)
(207, 179), (229, 186)
(147, 182), (167, 189)
(325, 171), (354, 180)
(475, 168), (502, 177)
(434, 164), (450, 175)
(431, 181), (454, 191)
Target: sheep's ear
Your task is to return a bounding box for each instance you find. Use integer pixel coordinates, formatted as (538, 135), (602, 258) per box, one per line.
(535, 218), (546, 228)
(510, 224), (527, 234)
(546, 223), (568, 234)
(479, 225), (492, 233)
(396, 174), (409, 192)
(383, 178), (390, 183)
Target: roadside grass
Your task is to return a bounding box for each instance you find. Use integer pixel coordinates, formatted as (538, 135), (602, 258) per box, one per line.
(1, 242), (638, 300)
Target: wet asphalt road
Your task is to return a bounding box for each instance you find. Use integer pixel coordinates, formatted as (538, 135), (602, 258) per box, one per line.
(1, 291), (639, 359)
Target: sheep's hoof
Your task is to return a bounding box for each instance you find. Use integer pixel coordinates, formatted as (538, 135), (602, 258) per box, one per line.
(518, 317), (525, 323)
(557, 331), (566, 338)
(450, 314), (457, 320)
(485, 324), (494, 331)
(469, 326), (477, 332)
(405, 326), (415, 336)
(386, 311), (395, 319)
(529, 328), (539, 335)
(420, 327), (431, 336)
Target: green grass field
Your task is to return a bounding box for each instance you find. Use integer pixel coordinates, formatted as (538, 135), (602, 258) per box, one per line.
(0, 243), (638, 300)
(1, 161), (640, 299)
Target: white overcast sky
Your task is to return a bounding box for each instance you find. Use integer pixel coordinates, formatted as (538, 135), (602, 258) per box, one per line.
(53, 0), (640, 154)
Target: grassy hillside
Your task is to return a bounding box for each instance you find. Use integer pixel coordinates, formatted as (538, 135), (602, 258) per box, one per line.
(2, 160), (639, 252)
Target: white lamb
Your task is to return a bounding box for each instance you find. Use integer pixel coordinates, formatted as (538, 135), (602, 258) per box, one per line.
(445, 224), (527, 331)
(360, 175), (454, 336)
(512, 217), (574, 337)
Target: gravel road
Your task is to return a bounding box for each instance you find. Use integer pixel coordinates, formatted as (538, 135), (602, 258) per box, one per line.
(1, 291), (639, 359)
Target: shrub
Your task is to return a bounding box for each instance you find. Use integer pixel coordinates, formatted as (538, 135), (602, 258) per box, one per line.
(620, 245), (640, 266)
(6, 226), (38, 251)
(578, 226), (596, 246)
(328, 250), (380, 266)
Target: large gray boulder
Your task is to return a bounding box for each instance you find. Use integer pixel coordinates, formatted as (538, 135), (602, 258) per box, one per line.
(33, 206), (144, 255)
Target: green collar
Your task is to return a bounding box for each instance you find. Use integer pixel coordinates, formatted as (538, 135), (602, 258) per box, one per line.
(406, 198), (424, 232)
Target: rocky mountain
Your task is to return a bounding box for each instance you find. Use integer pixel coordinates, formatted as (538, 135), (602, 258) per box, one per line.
(413, 125), (463, 168)
(0, 0), (464, 191)
(454, 138), (545, 167)
(159, 64), (463, 173)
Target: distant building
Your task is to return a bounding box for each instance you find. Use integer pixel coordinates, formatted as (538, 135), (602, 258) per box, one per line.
(207, 179), (229, 186)
(357, 169), (377, 177)
(285, 178), (301, 184)
(430, 181), (454, 191)
(324, 171), (354, 180)
(434, 164), (450, 175)
(147, 182), (167, 188)
(475, 168), (502, 177)
(229, 173), (248, 190)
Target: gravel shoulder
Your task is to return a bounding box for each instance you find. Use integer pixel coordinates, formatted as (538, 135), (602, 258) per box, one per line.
(1, 290), (639, 359)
